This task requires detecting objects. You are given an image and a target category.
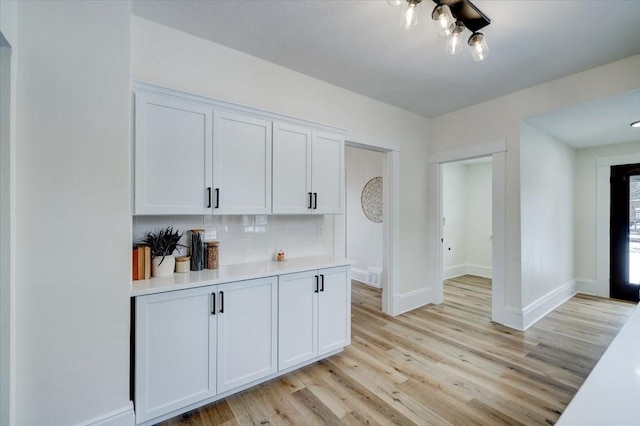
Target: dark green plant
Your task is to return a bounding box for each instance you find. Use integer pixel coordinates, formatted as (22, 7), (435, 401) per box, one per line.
(141, 226), (186, 265)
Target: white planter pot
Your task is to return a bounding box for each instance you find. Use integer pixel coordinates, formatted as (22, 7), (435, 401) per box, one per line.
(152, 255), (175, 277)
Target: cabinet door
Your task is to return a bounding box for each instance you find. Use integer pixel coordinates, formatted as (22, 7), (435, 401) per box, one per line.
(217, 277), (278, 393)
(135, 286), (217, 423)
(318, 266), (351, 355)
(278, 270), (318, 370)
(311, 131), (344, 214)
(213, 111), (272, 215)
(134, 92), (213, 215)
(272, 122), (312, 214)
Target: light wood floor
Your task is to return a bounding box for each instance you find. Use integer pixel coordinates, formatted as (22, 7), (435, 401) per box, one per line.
(160, 275), (635, 425)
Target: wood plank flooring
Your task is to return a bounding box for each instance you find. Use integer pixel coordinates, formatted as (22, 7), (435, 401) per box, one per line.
(160, 275), (635, 426)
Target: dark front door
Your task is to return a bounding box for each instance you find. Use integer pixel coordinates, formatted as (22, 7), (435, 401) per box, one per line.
(610, 163), (640, 302)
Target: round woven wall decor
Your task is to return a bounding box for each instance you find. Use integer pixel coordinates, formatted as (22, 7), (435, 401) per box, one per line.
(361, 176), (383, 223)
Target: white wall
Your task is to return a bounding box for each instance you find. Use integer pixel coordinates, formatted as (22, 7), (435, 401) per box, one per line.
(520, 122), (575, 314)
(442, 162), (467, 274)
(430, 54), (640, 328)
(345, 146), (384, 286)
(574, 140), (640, 295)
(442, 161), (492, 279)
(131, 17), (432, 302)
(15, 2), (133, 425)
(466, 161), (492, 274)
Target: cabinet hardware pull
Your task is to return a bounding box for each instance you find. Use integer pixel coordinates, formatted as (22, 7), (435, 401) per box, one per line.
(315, 275), (319, 293)
(320, 274), (325, 292)
(215, 188), (220, 209)
(219, 291), (224, 313)
(313, 192), (318, 210)
(211, 292), (216, 315)
(308, 192), (313, 209)
(207, 187), (212, 208)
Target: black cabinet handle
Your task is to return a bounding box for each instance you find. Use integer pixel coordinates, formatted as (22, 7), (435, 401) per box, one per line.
(219, 291), (224, 313)
(211, 292), (216, 315)
(207, 187), (212, 208)
(215, 188), (220, 209)
(313, 192), (318, 210)
(314, 275), (319, 293)
(320, 274), (325, 292)
(308, 192), (313, 209)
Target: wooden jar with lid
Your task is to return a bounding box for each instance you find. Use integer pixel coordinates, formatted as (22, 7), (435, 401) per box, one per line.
(206, 240), (219, 269)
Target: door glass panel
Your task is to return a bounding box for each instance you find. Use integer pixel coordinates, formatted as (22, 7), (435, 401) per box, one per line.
(630, 175), (640, 285)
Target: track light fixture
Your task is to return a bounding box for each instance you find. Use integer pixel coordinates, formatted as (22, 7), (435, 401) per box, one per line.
(389, 0), (491, 61)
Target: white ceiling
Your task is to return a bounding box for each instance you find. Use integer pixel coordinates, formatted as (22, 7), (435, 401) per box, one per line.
(526, 90), (640, 149)
(132, 0), (640, 146)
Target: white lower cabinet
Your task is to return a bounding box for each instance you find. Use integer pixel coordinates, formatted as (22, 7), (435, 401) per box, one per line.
(134, 276), (278, 424)
(278, 266), (351, 371)
(134, 286), (217, 424)
(216, 277), (278, 393)
(317, 266), (351, 353)
(134, 265), (350, 425)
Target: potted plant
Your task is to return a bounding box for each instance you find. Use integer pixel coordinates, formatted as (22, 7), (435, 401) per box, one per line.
(141, 226), (186, 277)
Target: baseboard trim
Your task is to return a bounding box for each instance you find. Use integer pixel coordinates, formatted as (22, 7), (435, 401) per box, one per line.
(443, 264), (466, 279)
(78, 402), (135, 426)
(501, 306), (525, 331)
(523, 280), (577, 330)
(393, 287), (432, 315)
(575, 278), (605, 297)
(466, 264), (492, 279)
(352, 267), (382, 289)
(444, 264), (492, 279)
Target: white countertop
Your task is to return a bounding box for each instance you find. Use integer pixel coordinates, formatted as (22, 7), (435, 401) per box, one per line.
(131, 255), (355, 297)
(556, 302), (640, 426)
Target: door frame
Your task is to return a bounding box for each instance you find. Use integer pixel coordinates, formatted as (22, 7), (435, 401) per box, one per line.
(609, 163), (640, 301)
(428, 140), (508, 326)
(597, 153), (640, 298)
(0, 33), (15, 426)
(333, 134), (399, 316)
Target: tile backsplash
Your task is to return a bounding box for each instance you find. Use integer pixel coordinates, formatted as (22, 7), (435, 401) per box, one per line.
(133, 215), (327, 266)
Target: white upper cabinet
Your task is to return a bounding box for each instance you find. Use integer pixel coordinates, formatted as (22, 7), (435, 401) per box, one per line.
(134, 92), (213, 215)
(213, 111), (272, 215)
(273, 123), (344, 214)
(272, 123), (312, 214)
(311, 131), (345, 215)
(133, 83), (344, 215)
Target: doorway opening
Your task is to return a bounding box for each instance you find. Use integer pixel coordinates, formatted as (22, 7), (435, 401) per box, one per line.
(428, 140), (508, 327)
(610, 163), (640, 302)
(345, 146), (384, 290)
(441, 156), (493, 318)
(335, 140), (398, 315)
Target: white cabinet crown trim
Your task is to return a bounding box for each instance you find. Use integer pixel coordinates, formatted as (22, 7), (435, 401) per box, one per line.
(132, 81), (347, 136)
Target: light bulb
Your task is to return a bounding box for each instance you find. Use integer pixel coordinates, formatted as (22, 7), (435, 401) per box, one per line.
(387, 0), (403, 6)
(445, 22), (465, 55)
(400, 1), (421, 29)
(468, 32), (489, 61)
(432, 4), (455, 37)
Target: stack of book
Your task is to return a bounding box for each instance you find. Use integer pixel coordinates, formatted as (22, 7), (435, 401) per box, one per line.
(132, 245), (151, 280)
